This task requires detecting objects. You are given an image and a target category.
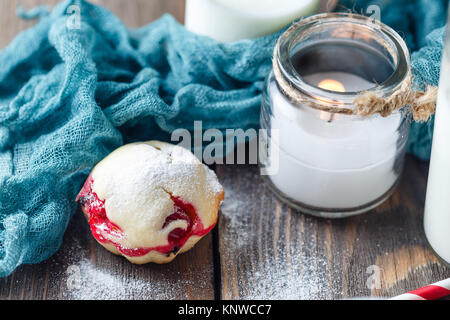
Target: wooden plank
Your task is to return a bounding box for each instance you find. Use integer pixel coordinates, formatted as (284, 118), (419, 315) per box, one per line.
(2, 0), (449, 301)
(0, 0), (58, 49)
(90, 0), (186, 26)
(0, 0), (214, 300)
(1, 209), (215, 300)
(216, 155), (450, 299)
(0, 0), (186, 49)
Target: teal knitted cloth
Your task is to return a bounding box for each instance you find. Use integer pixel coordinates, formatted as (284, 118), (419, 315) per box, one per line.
(0, 0), (446, 276)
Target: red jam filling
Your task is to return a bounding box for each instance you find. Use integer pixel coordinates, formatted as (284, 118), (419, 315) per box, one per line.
(76, 176), (215, 257)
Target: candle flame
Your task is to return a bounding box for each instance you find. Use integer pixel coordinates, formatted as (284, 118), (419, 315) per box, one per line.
(316, 79), (345, 122)
(318, 79), (346, 93)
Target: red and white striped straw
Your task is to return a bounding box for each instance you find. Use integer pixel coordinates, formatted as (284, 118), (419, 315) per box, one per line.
(391, 278), (450, 300)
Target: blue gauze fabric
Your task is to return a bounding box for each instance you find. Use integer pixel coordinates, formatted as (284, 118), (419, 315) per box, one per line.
(0, 0), (279, 277)
(0, 0), (447, 276)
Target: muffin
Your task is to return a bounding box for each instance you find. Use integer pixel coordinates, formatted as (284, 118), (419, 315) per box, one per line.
(76, 141), (224, 264)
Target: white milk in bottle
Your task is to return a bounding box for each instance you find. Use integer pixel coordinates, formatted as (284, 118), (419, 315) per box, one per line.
(424, 42), (450, 265)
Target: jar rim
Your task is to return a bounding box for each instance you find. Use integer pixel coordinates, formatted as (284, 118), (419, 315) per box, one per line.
(275, 12), (411, 109)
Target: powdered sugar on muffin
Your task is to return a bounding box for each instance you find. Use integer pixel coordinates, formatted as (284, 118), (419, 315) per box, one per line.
(76, 141), (224, 264)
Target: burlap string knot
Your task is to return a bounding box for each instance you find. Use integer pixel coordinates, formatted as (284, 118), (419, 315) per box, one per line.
(354, 81), (438, 122)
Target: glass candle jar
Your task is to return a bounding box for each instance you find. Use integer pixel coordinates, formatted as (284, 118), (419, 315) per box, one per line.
(259, 13), (411, 218)
(424, 16), (450, 266)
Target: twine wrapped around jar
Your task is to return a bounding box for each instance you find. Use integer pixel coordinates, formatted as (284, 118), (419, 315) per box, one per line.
(353, 78), (437, 121)
(273, 43), (437, 122)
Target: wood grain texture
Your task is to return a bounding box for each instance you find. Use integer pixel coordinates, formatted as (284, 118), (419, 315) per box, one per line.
(0, 209), (215, 300)
(216, 156), (450, 299)
(0, 0), (185, 49)
(1, 0), (449, 301)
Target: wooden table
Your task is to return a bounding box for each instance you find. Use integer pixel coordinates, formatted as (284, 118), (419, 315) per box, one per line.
(1, 0), (449, 300)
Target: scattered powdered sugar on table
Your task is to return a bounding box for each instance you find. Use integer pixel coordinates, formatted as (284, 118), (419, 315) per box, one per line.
(219, 181), (345, 300)
(62, 238), (211, 300)
(64, 256), (212, 300)
(61, 160), (344, 300)
(66, 259), (192, 300)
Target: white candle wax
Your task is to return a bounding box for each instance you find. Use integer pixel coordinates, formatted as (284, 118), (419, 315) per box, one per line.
(268, 72), (401, 209)
(424, 56), (450, 264)
(185, 0), (320, 42)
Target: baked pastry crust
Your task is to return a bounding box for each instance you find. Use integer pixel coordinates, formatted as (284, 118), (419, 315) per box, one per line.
(77, 141), (224, 264)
